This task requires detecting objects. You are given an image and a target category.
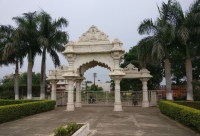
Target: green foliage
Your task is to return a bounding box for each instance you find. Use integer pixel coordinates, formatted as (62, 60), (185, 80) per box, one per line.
(0, 72), (41, 86)
(192, 80), (200, 101)
(19, 72), (41, 85)
(54, 122), (83, 136)
(54, 124), (68, 136)
(120, 79), (141, 91)
(158, 101), (200, 133)
(66, 122), (83, 136)
(0, 85), (42, 99)
(0, 99), (42, 106)
(0, 100), (56, 124)
(0, 90), (14, 99)
(85, 84), (103, 91)
(174, 101), (200, 110)
(120, 46), (163, 90)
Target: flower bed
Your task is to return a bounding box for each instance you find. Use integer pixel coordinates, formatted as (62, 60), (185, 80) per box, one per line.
(52, 122), (89, 136)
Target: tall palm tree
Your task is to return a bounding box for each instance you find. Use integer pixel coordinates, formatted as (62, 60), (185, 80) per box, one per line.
(13, 12), (42, 99)
(137, 0), (175, 100)
(169, 0), (200, 100)
(37, 11), (68, 99)
(0, 25), (26, 99)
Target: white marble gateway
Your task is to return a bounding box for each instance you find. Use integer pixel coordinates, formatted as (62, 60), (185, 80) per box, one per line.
(47, 25), (152, 111)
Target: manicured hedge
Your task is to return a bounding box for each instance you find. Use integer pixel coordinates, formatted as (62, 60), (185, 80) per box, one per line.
(0, 100), (56, 124)
(158, 101), (200, 133)
(174, 101), (200, 110)
(0, 100), (42, 106)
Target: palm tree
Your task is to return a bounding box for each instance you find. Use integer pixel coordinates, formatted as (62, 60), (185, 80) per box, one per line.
(169, 0), (200, 100)
(0, 25), (26, 99)
(137, 0), (176, 100)
(13, 12), (42, 99)
(37, 11), (68, 99)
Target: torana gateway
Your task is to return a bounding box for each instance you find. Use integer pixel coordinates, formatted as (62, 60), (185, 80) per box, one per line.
(47, 25), (152, 111)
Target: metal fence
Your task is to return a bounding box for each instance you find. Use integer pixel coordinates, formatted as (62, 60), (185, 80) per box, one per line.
(56, 90), (156, 106)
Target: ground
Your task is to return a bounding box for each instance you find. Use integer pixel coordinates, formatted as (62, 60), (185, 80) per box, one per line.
(0, 106), (199, 136)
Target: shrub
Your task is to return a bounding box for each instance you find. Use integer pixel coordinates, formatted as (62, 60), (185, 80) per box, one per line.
(0, 90), (15, 99)
(0, 100), (56, 124)
(0, 100), (41, 106)
(54, 122), (83, 136)
(54, 124), (68, 136)
(158, 101), (200, 133)
(174, 101), (200, 110)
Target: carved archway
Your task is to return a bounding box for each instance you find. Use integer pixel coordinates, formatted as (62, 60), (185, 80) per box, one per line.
(47, 25), (153, 111)
(78, 60), (111, 76)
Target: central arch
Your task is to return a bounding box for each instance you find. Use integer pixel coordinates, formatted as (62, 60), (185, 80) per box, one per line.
(79, 60), (111, 76)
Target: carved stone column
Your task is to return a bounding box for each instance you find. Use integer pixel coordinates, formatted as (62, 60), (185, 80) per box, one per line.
(51, 80), (58, 101)
(114, 77), (123, 111)
(66, 78), (76, 111)
(109, 75), (123, 111)
(75, 78), (83, 107)
(140, 78), (149, 107)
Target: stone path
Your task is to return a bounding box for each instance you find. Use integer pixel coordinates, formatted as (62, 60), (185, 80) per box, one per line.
(0, 106), (199, 136)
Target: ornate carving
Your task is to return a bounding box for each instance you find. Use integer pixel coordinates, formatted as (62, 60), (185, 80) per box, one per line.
(78, 25), (109, 42)
(111, 52), (123, 59)
(66, 54), (76, 62)
(112, 38), (122, 44)
(58, 65), (68, 70)
(123, 63), (138, 72)
(66, 41), (75, 46)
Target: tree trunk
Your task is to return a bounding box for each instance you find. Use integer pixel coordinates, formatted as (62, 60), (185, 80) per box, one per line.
(186, 60), (193, 100)
(27, 49), (32, 99)
(185, 44), (193, 101)
(15, 60), (19, 100)
(164, 59), (173, 100)
(40, 49), (46, 99)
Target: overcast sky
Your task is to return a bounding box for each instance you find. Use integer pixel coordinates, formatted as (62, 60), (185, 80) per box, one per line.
(0, 0), (193, 84)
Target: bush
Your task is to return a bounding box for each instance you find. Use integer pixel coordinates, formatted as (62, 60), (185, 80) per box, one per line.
(158, 101), (200, 133)
(0, 100), (56, 124)
(54, 122), (83, 136)
(0, 90), (15, 99)
(174, 101), (200, 110)
(0, 99), (42, 106)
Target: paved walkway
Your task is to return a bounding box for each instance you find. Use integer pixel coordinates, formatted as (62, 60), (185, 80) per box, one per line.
(0, 106), (199, 136)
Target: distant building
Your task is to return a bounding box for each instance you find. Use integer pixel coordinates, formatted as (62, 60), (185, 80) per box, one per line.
(3, 72), (22, 79)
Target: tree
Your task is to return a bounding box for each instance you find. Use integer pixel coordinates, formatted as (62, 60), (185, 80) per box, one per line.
(169, 0), (200, 100)
(13, 11), (42, 99)
(37, 11), (68, 99)
(0, 25), (26, 100)
(121, 46), (163, 91)
(137, 0), (176, 100)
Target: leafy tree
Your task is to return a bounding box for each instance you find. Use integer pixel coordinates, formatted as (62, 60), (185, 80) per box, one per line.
(120, 46), (163, 91)
(85, 84), (103, 91)
(19, 72), (40, 86)
(169, 47), (186, 85)
(13, 11), (42, 99)
(0, 25), (26, 100)
(137, 0), (177, 100)
(37, 11), (68, 99)
(0, 72), (41, 86)
(170, 0), (200, 100)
